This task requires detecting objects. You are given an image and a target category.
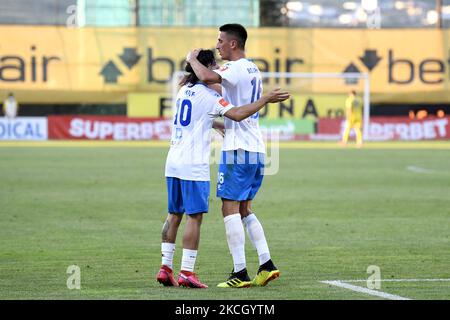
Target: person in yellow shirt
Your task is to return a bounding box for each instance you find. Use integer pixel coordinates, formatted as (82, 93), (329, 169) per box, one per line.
(340, 90), (363, 147)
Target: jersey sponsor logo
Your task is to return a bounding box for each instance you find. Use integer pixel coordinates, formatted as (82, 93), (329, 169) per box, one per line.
(218, 98), (230, 107)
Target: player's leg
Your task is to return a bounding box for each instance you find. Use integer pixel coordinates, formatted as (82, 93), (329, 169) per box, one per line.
(158, 213), (183, 286)
(354, 123), (363, 147)
(222, 198), (247, 274)
(216, 150), (252, 288)
(217, 199), (252, 288)
(341, 121), (351, 145)
(177, 180), (209, 288)
(240, 200), (271, 266)
(162, 213), (183, 243)
(240, 153), (280, 286)
(182, 213), (203, 250)
(157, 177), (184, 287)
(240, 152), (269, 260)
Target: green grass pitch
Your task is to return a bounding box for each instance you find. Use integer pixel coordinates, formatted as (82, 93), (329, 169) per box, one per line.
(0, 142), (449, 299)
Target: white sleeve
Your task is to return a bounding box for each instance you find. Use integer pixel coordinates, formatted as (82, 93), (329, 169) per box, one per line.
(208, 97), (235, 118)
(213, 62), (239, 87)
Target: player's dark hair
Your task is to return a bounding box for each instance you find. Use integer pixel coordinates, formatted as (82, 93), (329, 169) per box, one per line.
(219, 23), (247, 49)
(180, 50), (216, 87)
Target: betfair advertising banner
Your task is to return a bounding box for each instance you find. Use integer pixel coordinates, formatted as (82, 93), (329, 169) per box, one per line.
(0, 26), (449, 106)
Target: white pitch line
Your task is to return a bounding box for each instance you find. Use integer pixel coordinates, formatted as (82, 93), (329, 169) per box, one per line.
(406, 165), (434, 173)
(336, 279), (450, 283)
(320, 280), (412, 300)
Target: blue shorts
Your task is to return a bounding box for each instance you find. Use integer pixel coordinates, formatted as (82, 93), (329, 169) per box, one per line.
(166, 177), (210, 214)
(216, 150), (265, 201)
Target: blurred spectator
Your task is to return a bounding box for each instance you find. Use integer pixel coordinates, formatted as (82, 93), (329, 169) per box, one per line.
(3, 93), (19, 119)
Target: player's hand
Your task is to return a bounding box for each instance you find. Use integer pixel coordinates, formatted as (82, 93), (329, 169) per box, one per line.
(265, 88), (290, 103)
(186, 49), (201, 63)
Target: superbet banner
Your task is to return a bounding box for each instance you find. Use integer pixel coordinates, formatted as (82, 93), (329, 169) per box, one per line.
(368, 117), (450, 141)
(317, 116), (450, 141)
(33, 115), (450, 141)
(48, 116), (172, 140)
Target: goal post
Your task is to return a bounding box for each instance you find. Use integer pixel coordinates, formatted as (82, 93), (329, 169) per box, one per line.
(170, 71), (371, 141)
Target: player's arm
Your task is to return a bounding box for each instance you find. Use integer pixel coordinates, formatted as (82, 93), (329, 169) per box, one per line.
(223, 88), (290, 122)
(212, 120), (225, 137)
(186, 49), (222, 85)
(208, 83), (222, 95)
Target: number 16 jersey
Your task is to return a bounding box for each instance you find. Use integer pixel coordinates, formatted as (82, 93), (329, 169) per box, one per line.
(213, 58), (266, 154)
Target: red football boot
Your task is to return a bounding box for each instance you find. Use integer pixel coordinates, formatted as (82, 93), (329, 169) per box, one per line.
(177, 271), (208, 289)
(156, 265), (178, 287)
